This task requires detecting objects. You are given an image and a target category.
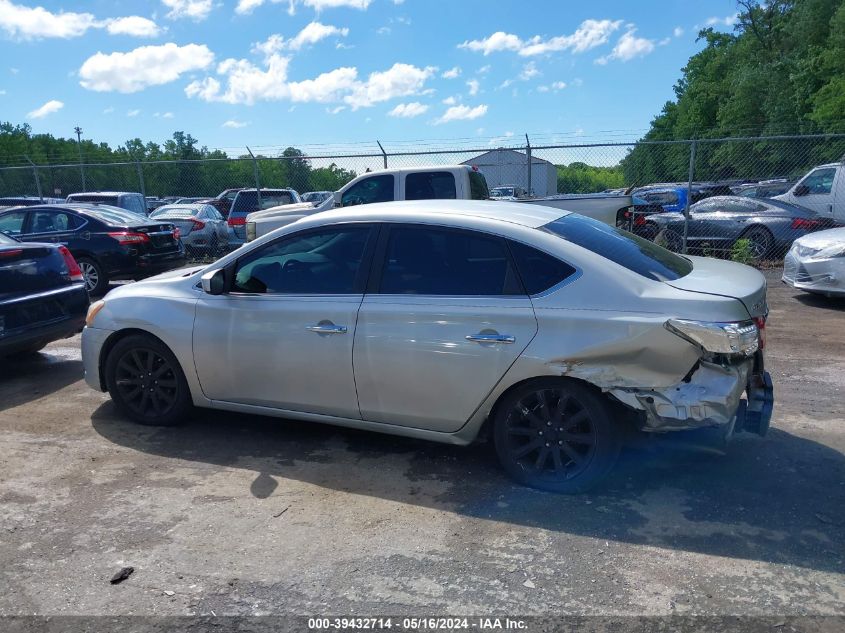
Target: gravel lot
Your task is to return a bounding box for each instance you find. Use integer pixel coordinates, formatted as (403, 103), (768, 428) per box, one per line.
(1, 268), (843, 617)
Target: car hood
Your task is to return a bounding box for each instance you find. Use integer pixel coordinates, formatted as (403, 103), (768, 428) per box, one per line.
(794, 227), (845, 248)
(665, 256), (768, 318)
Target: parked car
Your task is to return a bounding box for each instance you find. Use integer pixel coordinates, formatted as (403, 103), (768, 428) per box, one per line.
(81, 200), (772, 493)
(146, 197), (166, 213)
(734, 180), (795, 199)
(228, 188), (301, 245)
(490, 185), (529, 200)
(775, 161), (845, 224)
(0, 196), (65, 207)
(301, 191), (334, 206)
(0, 231), (89, 357)
(619, 195), (666, 238)
(631, 186), (689, 213)
(0, 203), (186, 295)
(649, 196), (834, 261)
(201, 188), (243, 218)
(150, 203), (229, 256)
(66, 192), (148, 217)
(782, 227), (845, 297)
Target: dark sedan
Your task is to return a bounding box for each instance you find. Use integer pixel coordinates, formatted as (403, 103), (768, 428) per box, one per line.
(0, 204), (186, 295)
(648, 196), (835, 261)
(0, 231), (89, 357)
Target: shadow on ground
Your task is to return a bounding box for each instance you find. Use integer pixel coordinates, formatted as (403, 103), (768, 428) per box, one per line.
(91, 402), (845, 575)
(0, 350), (82, 412)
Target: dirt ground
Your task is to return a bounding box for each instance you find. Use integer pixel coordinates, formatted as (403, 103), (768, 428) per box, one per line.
(1, 268), (843, 617)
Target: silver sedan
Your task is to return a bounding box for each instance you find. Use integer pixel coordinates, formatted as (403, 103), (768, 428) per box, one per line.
(783, 227), (845, 297)
(81, 200), (773, 492)
(150, 203), (229, 257)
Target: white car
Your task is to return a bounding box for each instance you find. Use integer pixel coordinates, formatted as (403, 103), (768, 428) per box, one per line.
(81, 200), (773, 493)
(782, 227), (845, 297)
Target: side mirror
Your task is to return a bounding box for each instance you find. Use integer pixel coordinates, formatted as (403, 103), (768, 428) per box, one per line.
(794, 184), (810, 197)
(333, 192), (341, 207)
(201, 268), (226, 295)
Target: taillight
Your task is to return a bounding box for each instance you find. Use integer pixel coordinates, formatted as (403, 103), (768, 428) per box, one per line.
(792, 218), (819, 231)
(108, 231), (150, 245)
(57, 245), (84, 282)
(173, 227), (182, 240)
(753, 315), (766, 350)
(634, 215), (646, 226)
(228, 216), (246, 227)
(191, 218), (205, 231)
(0, 249), (24, 258)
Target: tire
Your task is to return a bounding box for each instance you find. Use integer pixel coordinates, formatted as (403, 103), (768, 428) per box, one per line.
(104, 334), (192, 426)
(739, 226), (773, 262)
(77, 257), (108, 296)
(493, 378), (622, 493)
(655, 228), (683, 253)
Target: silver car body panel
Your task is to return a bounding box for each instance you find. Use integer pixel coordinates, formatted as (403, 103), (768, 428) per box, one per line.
(782, 227), (845, 297)
(82, 200), (767, 444)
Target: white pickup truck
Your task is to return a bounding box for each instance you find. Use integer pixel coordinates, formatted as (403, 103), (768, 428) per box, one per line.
(775, 161), (845, 224)
(246, 165), (634, 241)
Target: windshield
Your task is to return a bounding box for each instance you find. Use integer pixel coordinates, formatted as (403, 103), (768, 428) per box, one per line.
(77, 205), (149, 225)
(232, 191), (296, 213)
(543, 214), (693, 281)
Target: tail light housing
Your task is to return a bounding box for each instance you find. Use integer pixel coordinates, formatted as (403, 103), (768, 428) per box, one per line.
(0, 249), (24, 259)
(108, 231), (150, 245)
(753, 315), (766, 350)
(228, 216), (246, 227)
(792, 218), (819, 231)
(665, 318), (760, 356)
(190, 218), (205, 231)
(57, 245), (84, 282)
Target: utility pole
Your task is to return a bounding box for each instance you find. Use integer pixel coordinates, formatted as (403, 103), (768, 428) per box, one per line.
(74, 126), (87, 192)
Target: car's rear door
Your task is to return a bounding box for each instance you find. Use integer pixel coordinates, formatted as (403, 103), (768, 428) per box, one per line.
(17, 208), (80, 247)
(353, 224), (538, 432)
(193, 223), (377, 417)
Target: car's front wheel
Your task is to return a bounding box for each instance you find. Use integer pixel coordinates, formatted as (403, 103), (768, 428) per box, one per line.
(493, 378), (622, 493)
(104, 334), (192, 426)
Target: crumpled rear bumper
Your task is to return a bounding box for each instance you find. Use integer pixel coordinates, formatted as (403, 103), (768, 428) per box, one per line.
(609, 357), (773, 435)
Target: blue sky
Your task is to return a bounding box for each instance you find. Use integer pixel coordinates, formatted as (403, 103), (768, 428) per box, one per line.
(1, 0), (740, 153)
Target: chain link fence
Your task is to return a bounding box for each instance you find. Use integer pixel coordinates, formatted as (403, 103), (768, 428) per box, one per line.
(2, 133), (844, 264)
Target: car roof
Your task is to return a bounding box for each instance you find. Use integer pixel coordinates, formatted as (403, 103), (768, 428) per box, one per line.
(3, 202), (131, 214)
(66, 191), (138, 196)
(235, 188), (297, 193)
(152, 203), (210, 211)
(303, 199), (567, 229)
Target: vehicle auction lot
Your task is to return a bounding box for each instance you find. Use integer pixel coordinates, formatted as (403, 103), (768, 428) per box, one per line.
(1, 269), (843, 616)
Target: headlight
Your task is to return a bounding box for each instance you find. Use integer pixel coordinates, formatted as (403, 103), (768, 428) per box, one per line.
(665, 318), (759, 356)
(815, 244), (845, 259)
(85, 300), (105, 326)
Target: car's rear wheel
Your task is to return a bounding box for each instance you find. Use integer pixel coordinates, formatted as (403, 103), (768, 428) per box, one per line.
(740, 226), (773, 262)
(655, 228), (684, 253)
(105, 334), (191, 426)
(493, 378), (622, 493)
(77, 257), (108, 295)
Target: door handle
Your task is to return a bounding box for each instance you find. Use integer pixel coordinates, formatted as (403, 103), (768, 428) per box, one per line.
(466, 333), (515, 344)
(306, 323), (348, 334)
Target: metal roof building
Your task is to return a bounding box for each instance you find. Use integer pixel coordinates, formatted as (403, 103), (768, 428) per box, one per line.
(461, 149), (558, 197)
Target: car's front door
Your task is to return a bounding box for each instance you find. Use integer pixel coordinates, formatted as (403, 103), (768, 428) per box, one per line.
(353, 224), (538, 433)
(193, 223), (377, 417)
(787, 167), (838, 218)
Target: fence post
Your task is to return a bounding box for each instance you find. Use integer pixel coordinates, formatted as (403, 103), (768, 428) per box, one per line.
(246, 146), (262, 208)
(525, 134), (532, 196)
(377, 140), (388, 169)
(135, 160), (146, 198)
(24, 155), (43, 201)
(682, 139), (697, 254)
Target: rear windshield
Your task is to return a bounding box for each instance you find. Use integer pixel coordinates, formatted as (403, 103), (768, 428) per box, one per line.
(543, 214), (692, 281)
(68, 194), (119, 205)
(77, 206), (148, 225)
(151, 206), (199, 218)
(469, 170), (490, 200)
(232, 191), (295, 213)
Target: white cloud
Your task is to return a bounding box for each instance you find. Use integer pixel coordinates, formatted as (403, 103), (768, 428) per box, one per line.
(162, 0), (212, 21)
(459, 19), (623, 57)
(242, 0), (371, 13)
(235, 0), (271, 14)
(0, 89), (7, 95)
(105, 16), (161, 37)
(376, 26), (391, 35)
(673, 26), (684, 37)
(538, 80), (567, 92)
(252, 22), (348, 55)
(435, 104), (487, 124)
(388, 101), (428, 118)
(326, 105), (345, 114)
(519, 61), (539, 80)
(154, 111), (174, 118)
(27, 99), (63, 119)
(222, 119), (249, 128)
(442, 66), (461, 79)
(79, 43), (214, 93)
(595, 29), (655, 64)
(127, 109), (140, 117)
(442, 95), (457, 105)
(477, 64), (491, 74)
(0, 0), (96, 39)
(466, 78), (480, 96)
(344, 63), (435, 109)
(705, 14), (738, 28)
(103, 106), (114, 114)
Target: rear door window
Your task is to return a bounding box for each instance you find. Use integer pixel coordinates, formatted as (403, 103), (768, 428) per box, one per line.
(469, 170), (490, 200)
(341, 175), (395, 207)
(378, 225), (521, 295)
(508, 241), (576, 294)
(543, 214), (692, 281)
(405, 172), (457, 200)
(29, 210), (78, 234)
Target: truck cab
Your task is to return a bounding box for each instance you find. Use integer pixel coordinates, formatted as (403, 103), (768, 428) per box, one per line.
(775, 162), (844, 223)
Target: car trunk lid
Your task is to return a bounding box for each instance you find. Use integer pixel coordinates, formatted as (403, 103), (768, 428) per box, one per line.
(126, 221), (181, 252)
(0, 243), (72, 300)
(665, 255), (768, 318)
